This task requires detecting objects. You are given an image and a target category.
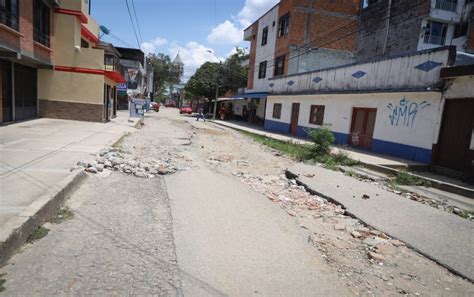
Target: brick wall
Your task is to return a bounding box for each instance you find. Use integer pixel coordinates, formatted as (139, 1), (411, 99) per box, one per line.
(247, 23), (258, 89)
(39, 99), (105, 122)
(357, 0), (429, 61)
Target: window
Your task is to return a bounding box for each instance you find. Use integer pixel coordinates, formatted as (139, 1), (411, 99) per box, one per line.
(274, 55), (285, 76)
(258, 61), (267, 79)
(278, 13), (290, 37)
(435, 0), (458, 12)
(261, 26), (268, 46)
(423, 21), (448, 45)
(81, 39), (89, 48)
(33, 0), (50, 47)
(309, 105), (325, 125)
(272, 103), (282, 119)
(0, 0), (19, 30)
(453, 22), (469, 38)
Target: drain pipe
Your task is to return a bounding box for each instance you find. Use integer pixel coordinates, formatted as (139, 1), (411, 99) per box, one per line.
(382, 0), (392, 56)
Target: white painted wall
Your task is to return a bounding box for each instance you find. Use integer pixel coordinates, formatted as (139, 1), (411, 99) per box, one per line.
(249, 5), (279, 93)
(266, 91), (444, 150)
(269, 47), (453, 95)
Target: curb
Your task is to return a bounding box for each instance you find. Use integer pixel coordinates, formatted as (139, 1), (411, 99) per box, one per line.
(0, 169), (87, 267)
(285, 168), (473, 283)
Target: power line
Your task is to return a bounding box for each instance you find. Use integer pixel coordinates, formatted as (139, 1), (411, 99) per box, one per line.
(246, 0), (429, 76)
(131, 0), (143, 44)
(124, 0), (141, 48)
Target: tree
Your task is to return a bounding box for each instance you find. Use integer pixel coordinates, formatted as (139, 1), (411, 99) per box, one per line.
(146, 53), (183, 100)
(185, 47), (248, 100)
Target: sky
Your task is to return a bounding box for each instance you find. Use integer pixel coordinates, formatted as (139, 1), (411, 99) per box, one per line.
(91, 0), (279, 80)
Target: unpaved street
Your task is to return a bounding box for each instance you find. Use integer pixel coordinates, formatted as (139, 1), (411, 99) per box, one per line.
(1, 109), (473, 296)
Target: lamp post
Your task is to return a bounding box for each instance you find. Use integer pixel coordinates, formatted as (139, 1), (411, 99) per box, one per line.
(206, 49), (222, 120)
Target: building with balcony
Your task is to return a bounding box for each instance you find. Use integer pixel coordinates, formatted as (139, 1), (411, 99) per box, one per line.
(1, 0), (59, 124)
(37, 0), (125, 122)
(357, 0), (474, 61)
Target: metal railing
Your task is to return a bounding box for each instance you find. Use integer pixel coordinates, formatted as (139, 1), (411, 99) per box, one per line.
(423, 34), (446, 45)
(435, 0), (458, 12)
(0, 7), (19, 31)
(33, 27), (50, 47)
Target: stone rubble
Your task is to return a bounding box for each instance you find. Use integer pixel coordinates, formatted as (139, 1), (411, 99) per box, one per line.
(76, 147), (182, 178)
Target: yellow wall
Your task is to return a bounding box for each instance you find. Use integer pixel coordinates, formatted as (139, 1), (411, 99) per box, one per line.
(38, 69), (105, 105)
(61, 0), (90, 17)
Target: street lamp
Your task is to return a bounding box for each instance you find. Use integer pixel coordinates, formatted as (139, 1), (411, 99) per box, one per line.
(206, 49), (222, 120)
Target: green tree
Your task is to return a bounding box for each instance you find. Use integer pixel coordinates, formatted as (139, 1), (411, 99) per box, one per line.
(146, 53), (183, 100)
(185, 47), (248, 100)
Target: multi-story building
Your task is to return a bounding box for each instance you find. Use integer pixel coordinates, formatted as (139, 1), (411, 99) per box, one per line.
(243, 0), (361, 123)
(357, 0), (474, 61)
(1, 0), (59, 124)
(38, 0), (125, 122)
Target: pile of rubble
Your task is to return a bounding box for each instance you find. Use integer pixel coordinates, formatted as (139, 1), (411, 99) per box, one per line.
(233, 171), (407, 264)
(75, 147), (178, 178)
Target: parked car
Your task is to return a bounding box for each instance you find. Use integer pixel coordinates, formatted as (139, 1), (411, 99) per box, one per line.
(164, 103), (176, 107)
(179, 106), (193, 114)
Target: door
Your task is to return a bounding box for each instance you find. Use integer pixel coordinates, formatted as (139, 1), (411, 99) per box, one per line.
(290, 103), (300, 135)
(436, 99), (474, 178)
(1, 60), (13, 123)
(14, 64), (37, 121)
(350, 108), (377, 148)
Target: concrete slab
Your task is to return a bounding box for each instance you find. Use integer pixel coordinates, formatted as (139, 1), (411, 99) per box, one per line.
(287, 163), (474, 281)
(0, 111), (140, 265)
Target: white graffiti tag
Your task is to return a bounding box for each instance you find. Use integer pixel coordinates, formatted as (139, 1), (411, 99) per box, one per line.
(387, 98), (431, 128)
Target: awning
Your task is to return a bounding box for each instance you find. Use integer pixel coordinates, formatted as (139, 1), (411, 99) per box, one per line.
(232, 92), (267, 99)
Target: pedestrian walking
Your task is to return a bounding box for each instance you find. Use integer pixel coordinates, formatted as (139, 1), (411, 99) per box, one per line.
(196, 108), (205, 122)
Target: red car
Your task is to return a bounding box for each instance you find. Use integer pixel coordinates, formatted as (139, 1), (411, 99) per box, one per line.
(179, 106), (193, 114)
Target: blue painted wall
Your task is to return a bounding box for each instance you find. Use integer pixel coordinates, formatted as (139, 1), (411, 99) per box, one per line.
(264, 119), (432, 163)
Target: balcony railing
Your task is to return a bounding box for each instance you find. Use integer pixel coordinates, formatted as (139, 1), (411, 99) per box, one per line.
(0, 8), (19, 31)
(423, 34), (446, 45)
(33, 28), (50, 48)
(104, 55), (123, 74)
(435, 0), (458, 12)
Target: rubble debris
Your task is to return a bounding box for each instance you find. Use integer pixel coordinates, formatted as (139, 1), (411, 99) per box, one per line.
(368, 251), (385, 263)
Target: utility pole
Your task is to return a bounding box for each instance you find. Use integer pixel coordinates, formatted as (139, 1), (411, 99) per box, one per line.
(207, 49), (222, 120)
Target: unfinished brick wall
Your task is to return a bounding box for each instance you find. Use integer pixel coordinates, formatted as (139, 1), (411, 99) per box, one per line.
(357, 0), (429, 61)
(247, 23), (258, 89)
(274, 0), (360, 76)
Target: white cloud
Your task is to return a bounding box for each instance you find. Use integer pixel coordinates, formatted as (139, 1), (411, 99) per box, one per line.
(140, 37), (168, 54)
(168, 41), (223, 81)
(207, 0), (279, 46)
(237, 0), (279, 28)
(207, 20), (242, 44)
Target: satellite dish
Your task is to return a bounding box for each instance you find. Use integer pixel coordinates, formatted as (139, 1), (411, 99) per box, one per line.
(100, 25), (110, 35)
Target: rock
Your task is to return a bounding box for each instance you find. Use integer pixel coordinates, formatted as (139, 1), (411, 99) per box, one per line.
(77, 161), (88, 167)
(363, 236), (389, 247)
(70, 165), (81, 172)
(389, 239), (405, 247)
(85, 167), (98, 174)
(368, 251), (385, 262)
(453, 207), (462, 215)
(362, 194), (370, 200)
(158, 166), (170, 175)
(334, 223), (345, 230)
(351, 231), (362, 238)
(96, 164), (104, 172)
(139, 163), (150, 170)
(134, 171), (148, 178)
(374, 244), (391, 254)
(369, 230), (382, 236)
(99, 148), (110, 156)
(104, 160), (113, 168)
(95, 156), (105, 164)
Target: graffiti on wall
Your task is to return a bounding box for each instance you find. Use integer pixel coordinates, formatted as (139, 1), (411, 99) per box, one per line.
(387, 98), (431, 128)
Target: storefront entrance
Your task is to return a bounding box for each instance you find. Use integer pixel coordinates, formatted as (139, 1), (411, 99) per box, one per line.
(290, 103), (300, 135)
(14, 64), (38, 121)
(349, 108), (377, 148)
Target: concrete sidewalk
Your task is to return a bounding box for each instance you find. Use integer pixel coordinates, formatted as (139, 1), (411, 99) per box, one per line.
(212, 120), (474, 198)
(0, 112), (140, 265)
(287, 163), (474, 281)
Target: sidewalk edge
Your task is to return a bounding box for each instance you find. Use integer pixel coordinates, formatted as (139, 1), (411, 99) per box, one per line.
(0, 170), (87, 267)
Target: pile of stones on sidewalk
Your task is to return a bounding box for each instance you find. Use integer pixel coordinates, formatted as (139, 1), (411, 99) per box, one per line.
(75, 147), (177, 178)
